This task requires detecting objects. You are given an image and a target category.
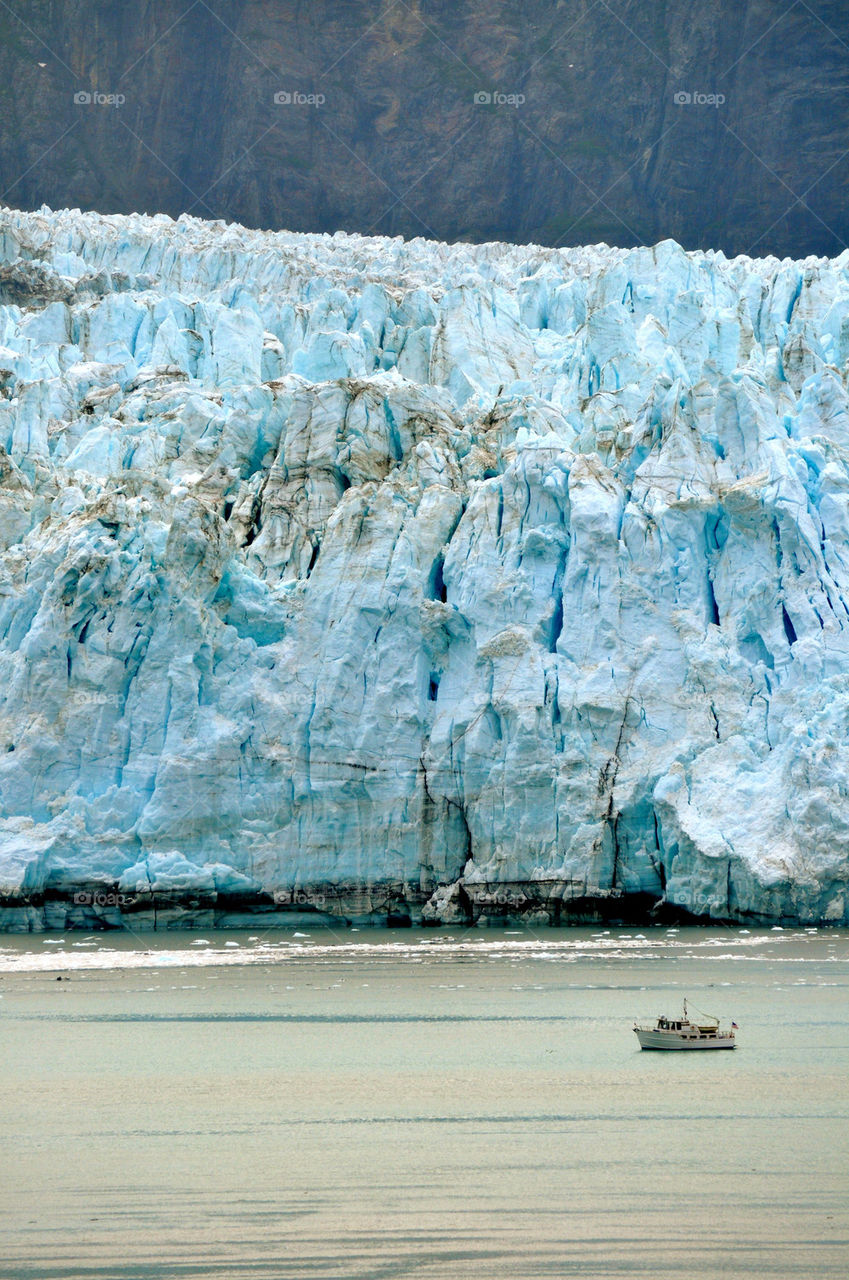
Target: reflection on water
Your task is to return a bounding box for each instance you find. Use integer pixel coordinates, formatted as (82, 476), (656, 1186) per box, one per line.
(0, 927), (847, 1279)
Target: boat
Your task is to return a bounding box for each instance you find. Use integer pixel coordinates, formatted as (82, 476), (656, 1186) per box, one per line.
(633, 1000), (737, 1050)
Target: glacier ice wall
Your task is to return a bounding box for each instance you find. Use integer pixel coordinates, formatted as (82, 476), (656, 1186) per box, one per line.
(1, 205), (848, 928)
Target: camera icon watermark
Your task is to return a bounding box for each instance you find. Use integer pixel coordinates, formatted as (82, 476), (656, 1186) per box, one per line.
(74, 91), (126, 108)
(473, 90), (525, 108)
(274, 91), (325, 107)
(673, 90), (725, 107)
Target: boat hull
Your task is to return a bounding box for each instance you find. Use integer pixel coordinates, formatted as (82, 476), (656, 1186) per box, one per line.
(634, 1029), (736, 1050)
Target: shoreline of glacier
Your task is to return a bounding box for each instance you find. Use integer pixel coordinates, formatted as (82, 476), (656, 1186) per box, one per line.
(0, 880), (833, 933)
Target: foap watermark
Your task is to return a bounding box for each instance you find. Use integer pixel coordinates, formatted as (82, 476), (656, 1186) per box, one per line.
(73, 891), (131, 907)
(67, 690), (123, 708)
(469, 888), (528, 908)
(74, 90), (126, 108)
(273, 888), (327, 909)
(673, 90), (725, 108)
(274, 91), (325, 107)
(473, 90), (525, 108)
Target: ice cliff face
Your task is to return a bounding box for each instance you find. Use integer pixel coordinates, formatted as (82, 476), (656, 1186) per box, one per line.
(0, 206), (848, 929)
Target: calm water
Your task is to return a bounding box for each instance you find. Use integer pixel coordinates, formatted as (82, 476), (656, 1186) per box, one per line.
(0, 926), (847, 1279)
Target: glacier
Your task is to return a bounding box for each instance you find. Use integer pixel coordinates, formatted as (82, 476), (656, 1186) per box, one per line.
(0, 204), (848, 929)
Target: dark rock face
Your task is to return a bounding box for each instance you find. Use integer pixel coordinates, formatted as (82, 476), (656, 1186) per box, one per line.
(1, 0), (847, 257)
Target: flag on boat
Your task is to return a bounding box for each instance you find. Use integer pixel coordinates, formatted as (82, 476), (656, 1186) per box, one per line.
(731, 1022), (738, 1028)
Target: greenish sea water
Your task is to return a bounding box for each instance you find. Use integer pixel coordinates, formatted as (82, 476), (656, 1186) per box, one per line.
(0, 926), (846, 1279)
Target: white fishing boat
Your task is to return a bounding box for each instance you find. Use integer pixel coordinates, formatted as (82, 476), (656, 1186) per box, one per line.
(633, 1000), (737, 1050)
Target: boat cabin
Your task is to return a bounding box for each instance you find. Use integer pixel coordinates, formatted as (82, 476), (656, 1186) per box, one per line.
(657, 1015), (720, 1036)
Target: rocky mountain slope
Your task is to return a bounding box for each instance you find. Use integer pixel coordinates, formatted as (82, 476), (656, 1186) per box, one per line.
(1, 205), (849, 928)
(1, 1), (848, 257)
